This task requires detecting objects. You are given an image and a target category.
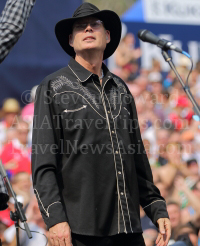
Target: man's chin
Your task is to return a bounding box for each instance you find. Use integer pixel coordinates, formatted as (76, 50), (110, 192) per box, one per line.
(76, 47), (101, 53)
(75, 46), (105, 57)
(83, 44), (98, 50)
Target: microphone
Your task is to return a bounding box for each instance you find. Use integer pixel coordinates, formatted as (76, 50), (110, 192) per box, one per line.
(138, 29), (183, 54)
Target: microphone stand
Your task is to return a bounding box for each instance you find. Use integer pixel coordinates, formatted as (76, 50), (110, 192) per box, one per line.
(0, 161), (32, 246)
(161, 49), (200, 117)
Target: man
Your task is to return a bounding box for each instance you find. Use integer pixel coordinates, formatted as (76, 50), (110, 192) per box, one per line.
(0, 98), (20, 153)
(0, 0), (36, 63)
(32, 3), (171, 246)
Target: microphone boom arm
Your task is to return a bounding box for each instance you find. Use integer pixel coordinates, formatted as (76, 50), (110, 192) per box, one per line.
(161, 50), (200, 117)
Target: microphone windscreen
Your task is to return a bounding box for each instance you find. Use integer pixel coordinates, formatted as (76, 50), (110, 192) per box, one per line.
(137, 29), (148, 41)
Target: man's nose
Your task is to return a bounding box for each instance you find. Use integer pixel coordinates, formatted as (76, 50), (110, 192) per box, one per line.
(85, 24), (93, 32)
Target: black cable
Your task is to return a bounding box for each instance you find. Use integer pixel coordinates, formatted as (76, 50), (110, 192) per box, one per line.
(17, 224), (48, 246)
(185, 57), (193, 87)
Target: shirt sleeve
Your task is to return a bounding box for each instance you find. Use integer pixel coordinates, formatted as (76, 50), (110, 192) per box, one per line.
(0, 0), (36, 63)
(127, 87), (169, 227)
(31, 82), (68, 229)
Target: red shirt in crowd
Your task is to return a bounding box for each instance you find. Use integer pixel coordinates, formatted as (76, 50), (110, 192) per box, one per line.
(1, 138), (31, 175)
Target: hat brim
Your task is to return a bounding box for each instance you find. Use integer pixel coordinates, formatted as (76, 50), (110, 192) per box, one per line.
(55, 10), (121, 60)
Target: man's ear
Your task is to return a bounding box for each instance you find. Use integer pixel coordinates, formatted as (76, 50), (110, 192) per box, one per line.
(69, 34), (74, 47)
(106, 30), (111, 44)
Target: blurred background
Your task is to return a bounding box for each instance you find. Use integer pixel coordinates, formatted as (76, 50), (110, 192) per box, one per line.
(0, 0), (200, 245)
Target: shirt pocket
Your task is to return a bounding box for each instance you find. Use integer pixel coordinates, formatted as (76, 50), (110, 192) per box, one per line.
(61, 104), (89, 132)
(62, 105), (87, 113)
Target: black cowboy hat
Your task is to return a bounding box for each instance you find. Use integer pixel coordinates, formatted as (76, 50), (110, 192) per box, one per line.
(55, 2), (122, 60)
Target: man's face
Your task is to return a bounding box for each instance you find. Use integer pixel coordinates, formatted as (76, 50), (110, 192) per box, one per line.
(69, 17), (110, 56)
(12, 173), (31, 193)
(167, 204), (181, 228)
(151, 81), (162, 95)
(16, 122), (29, 145)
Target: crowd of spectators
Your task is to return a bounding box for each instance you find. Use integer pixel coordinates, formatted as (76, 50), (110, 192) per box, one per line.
(0, 28), (200, 245)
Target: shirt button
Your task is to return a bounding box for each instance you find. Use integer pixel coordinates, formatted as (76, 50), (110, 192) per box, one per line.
(115, 151), (119, 154)
(120, 192), (124, 196)
(107, 111), (110, 113)
(118, 171), (121, 175)
(112, 131), (114, 134)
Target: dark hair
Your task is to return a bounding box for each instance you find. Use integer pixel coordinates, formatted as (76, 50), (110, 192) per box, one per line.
(186, 159), (198, 166)
(167, 200), (180, 208)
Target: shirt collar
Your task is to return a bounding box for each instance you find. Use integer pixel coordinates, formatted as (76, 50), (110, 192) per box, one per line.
(68, 58), (93, 82)
(68, 58), (115, 85)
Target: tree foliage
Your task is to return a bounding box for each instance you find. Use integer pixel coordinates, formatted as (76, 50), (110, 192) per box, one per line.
(84, 0), (137, 16)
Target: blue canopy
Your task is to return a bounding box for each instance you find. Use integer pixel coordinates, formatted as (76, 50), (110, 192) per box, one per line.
(121, 0), (144, 22)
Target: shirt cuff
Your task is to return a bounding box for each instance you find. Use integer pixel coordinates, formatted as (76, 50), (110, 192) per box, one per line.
(143, 200), (169, 227)
(42, 202), (68, 230)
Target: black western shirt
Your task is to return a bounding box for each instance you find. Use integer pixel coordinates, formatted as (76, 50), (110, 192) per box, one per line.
(32, 58), (169, 236)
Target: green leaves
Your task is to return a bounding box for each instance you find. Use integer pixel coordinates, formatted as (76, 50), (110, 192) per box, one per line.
(84, 0), (137, 16)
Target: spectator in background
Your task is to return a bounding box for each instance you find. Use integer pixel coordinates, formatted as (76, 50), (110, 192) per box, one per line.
(174, 223), (199, 246)
(115, 33), (141, 68)
(168, 131), (181, 143)
(155, 181), (169, 203)
(181, 131), (196, 163)
(134, 75), (148, 92)
(168, 176), (200, 246)
(151, 58), (162, 73)
(187, 159), (199, 181)
(1, 119), (31, 177)
(0, 98), (20, 153)
(174, 176), (200, 225)
(167, 201), (182, 242)
(113, 32), (141, 81)
(156, 128), (171, 166)
(143, 139), (156, 166)
(11, 172), (32, 207)
(107, 22), (127, 73)
(147, 72), (163, 96)
(158, 142), (191, 190)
